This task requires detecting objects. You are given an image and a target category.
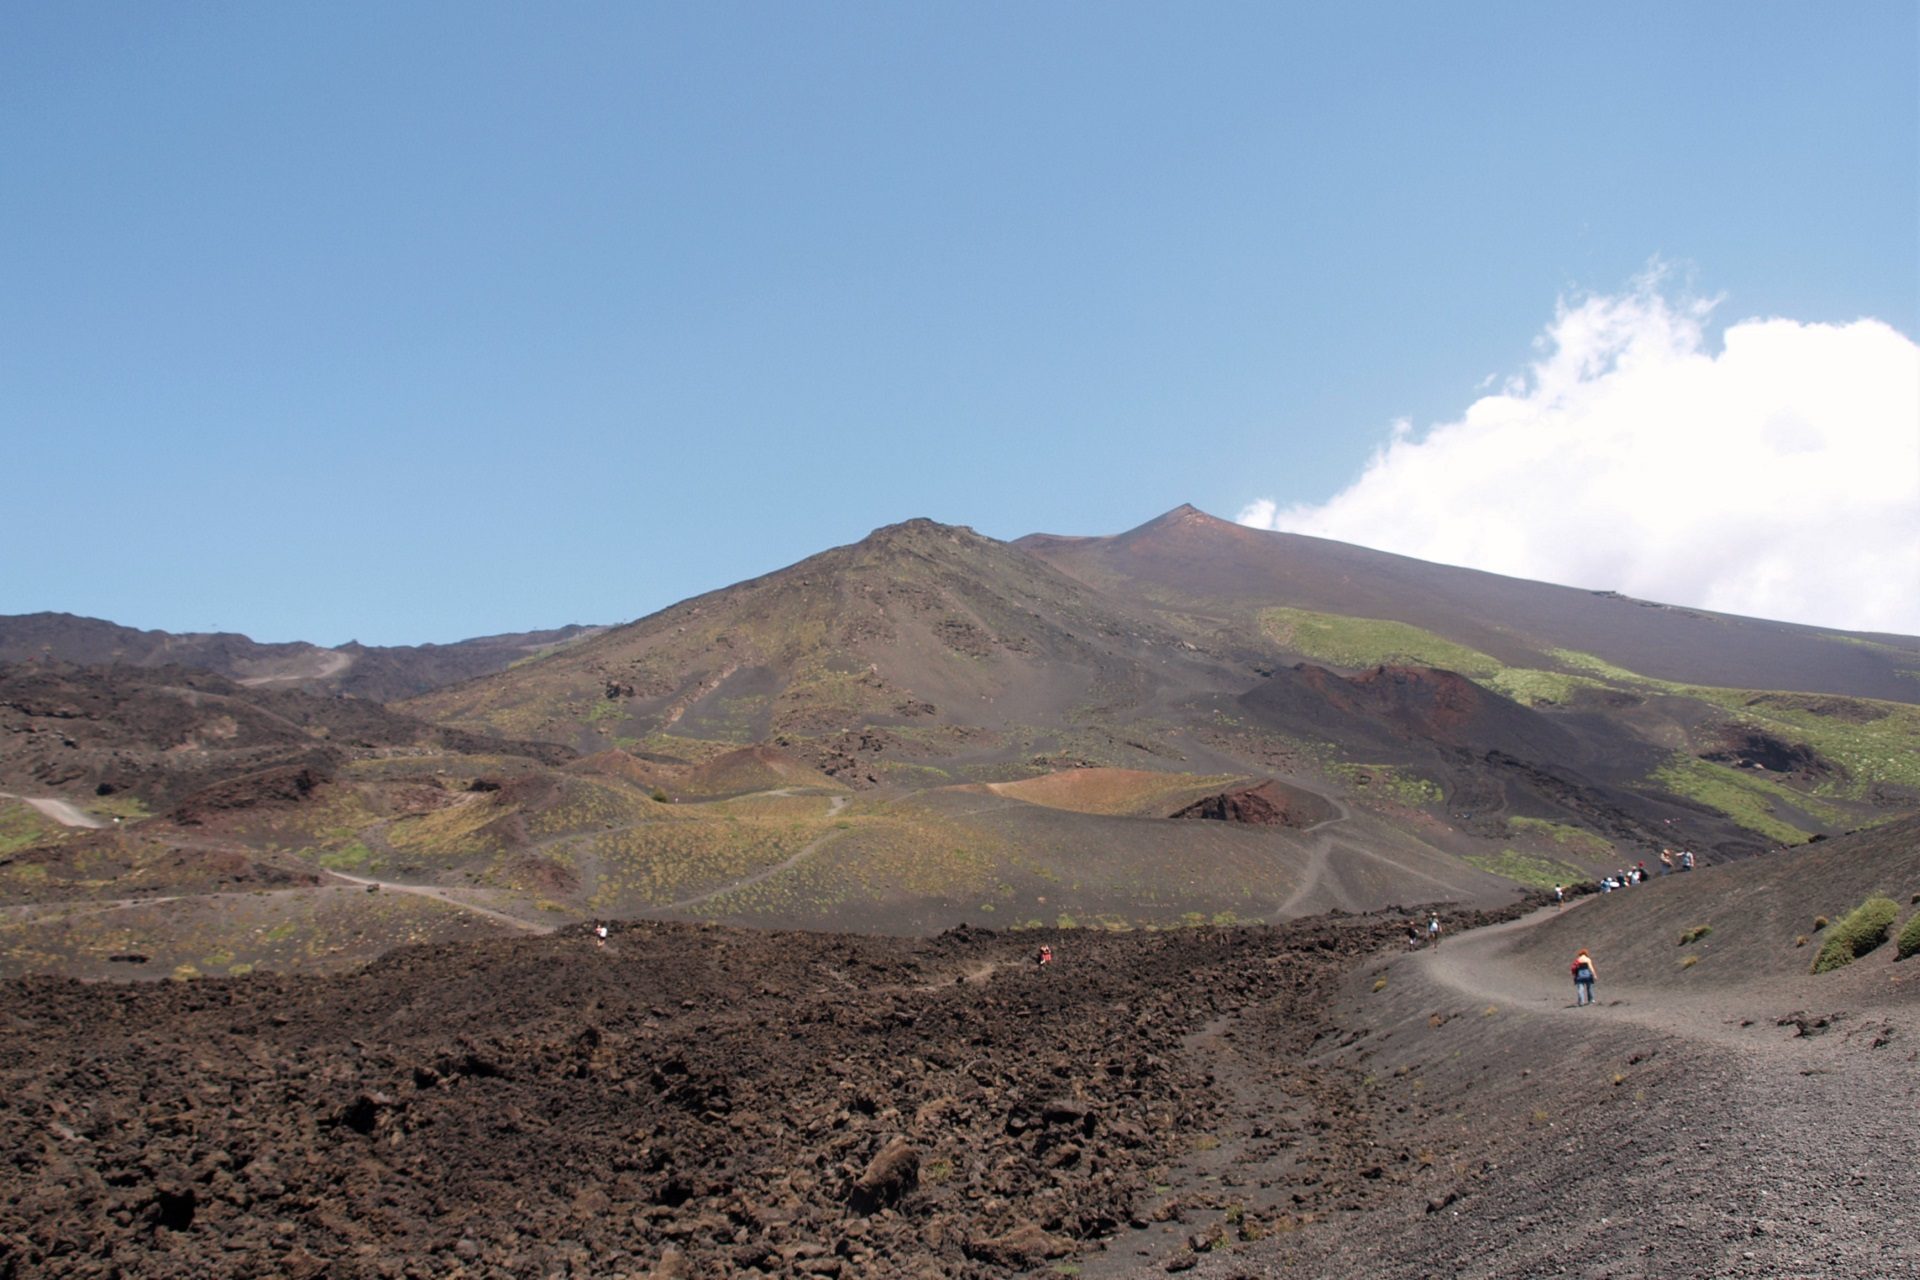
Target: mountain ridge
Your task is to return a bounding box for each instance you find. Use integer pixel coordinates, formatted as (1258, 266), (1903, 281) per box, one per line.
(0, 611), (602, 701)
(3, 505), (1916, 958)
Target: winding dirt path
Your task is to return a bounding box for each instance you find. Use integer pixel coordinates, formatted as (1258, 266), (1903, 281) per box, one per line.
(1410, 901), (1843, 1050)
(1149, 901), (1920, 1280)
(235, 649), (354, 685)
(654, 818), (853, 913)
(1268, 796), (1407, 918)
(321, 871), (552, 934)
(0, 793), (107, 829)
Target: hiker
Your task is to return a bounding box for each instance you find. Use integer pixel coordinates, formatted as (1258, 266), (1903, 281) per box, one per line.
(1427, 914), (1442, 948)
(1406, 925), (1421, 950)
(594, 923), (609, 946)
(1680, 849), (1695, 871)
(1660, 848), (1674, 875)
(1553, 884), (1565, 910)
(1571, 949), (1597, 1006)
(1036, 944), (1053, 967)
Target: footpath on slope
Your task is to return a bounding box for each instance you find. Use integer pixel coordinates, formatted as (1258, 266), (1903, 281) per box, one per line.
(0, 792), (107, 829)
(1157, 897), (1920, 1280)
(321, 870), (553, 934)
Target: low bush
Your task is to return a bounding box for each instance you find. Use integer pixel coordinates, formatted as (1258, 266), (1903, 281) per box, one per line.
(1680, 954), (1700, 969)
(1898, 911), (1920, 962)
(1810, 896), (1900, 974)
(1813, 915), (1829, 930)
(1678, 924), (1712, 946)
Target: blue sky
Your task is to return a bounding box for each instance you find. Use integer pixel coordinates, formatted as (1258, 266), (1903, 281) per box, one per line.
(4, 3), (1916, 644)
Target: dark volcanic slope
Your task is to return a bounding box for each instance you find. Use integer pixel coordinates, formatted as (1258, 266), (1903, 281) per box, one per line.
(1236, 662), (1758, 852)
(406, 518), (1248, 762)
(0, 662), (572, 809)
(0, 613), (599, 701)
(1019, 506), (1920, 702)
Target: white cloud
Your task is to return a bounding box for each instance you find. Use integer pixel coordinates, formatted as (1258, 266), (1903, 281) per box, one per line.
(1239, 274), (1920, 634)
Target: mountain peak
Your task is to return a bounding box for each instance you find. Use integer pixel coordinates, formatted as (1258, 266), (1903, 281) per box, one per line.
(1118, 504), (1264, 545)
(853, 517), (984, 552)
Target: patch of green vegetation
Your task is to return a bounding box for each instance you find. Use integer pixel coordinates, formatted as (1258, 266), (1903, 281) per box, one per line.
(1898, 911), (1920, 962)
(506, 633), (594, 669)
(317, 842), (375, 870)
(0, 802), (69, 857)
(1328, 763), (1443, 807)
(584, 696), (627, 724)
(1651, 755), (1825, 845)
(1259, 607), (1502, 676)
(1811, 896), (1899, 974)
(1464, 850), (1584, 888)
(1546, 648), (1645, 683)
(1514, 649), (1920, 800)
(386, 799), (510, 858)
(1701, 692), (1920, 797)
(1480, 667), (1617, 707)
(618, 732), (737, 765)
(1506, 817), (1614, 858)
(1678, 924), (1712, 946)
(86, 794), (152, 822)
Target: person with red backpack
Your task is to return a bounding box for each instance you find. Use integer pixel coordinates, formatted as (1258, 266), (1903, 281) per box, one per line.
(1571, 949), (1596, 1006)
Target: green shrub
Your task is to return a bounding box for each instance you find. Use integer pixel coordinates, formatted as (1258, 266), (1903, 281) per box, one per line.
(1810, 896), (1900, 974)
(1678, 924), (1712, 946)
(1898, 911), (1920, 962)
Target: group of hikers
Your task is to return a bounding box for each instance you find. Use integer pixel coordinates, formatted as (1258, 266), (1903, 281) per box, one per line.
(1547, 848), (1698, 905)
(1404, 913), (1445, 949)
(1600, 849), (1695, 892)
